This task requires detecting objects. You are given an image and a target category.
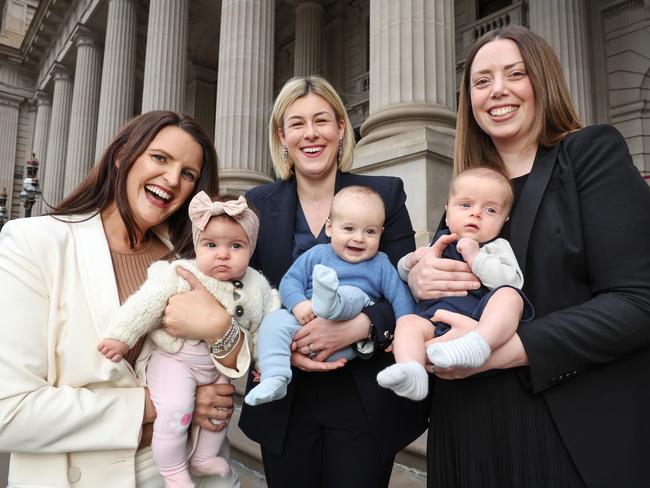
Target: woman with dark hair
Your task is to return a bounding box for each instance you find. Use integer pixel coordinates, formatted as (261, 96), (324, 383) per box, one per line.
(0, 111), (245, 487)
(405, 25), (650, 487)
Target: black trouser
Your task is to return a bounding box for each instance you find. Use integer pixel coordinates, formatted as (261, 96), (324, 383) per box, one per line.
(261, 368), (394, 488)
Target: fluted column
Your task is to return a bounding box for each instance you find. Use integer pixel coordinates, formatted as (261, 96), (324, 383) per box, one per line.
(360, 0), (456, 145)
(354, 0), (456, 246)
(293, 0), (323, 76)
(214, 0), (274, 192)
(323, 0), (345, 89)
(31, 91), (52, 216)
(185, 62), (217, 143)
(95, 0), (137, 157)
(42, 65), (73, 208)
(0, 93), (21, 213)
(141, 0), (188, 112)
(64, 29), (103, 195)
(529, 0), (593, 125)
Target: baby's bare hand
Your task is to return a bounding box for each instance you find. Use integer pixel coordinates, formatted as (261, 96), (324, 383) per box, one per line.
(292, 300), (315, 325)
(456, 237), (479, 262)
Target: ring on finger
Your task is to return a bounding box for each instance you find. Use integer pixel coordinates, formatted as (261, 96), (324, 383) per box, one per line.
(307, 343), (313, 354)
(216, 407), (228, 413)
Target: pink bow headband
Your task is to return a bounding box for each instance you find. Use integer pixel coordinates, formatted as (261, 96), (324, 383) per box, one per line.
(188, 192), (259, 254)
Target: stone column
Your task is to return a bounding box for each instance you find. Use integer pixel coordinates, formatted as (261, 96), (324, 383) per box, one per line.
(360, 0), (456, 144)
(214, 0), (274, 192)
(42, 65), (73, 208)
(293, 0), (323, 76)
(529, 0), (593, 125)
(64, 28), (103, 195)
(95, 0), (137, 158)
(323, 0), (346, 90)
(0, 93), (21, 213)
(185, 61), (217, 143)
(141, 0), (188, 112)
(31, 91), (52, 216)
(355, 0), (456, 244)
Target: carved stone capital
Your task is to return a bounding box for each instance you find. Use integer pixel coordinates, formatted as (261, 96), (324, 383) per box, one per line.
(33, 90), (52, 107)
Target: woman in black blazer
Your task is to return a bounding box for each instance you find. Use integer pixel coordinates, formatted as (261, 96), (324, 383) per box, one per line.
(238, 76), (428, 488)
(406, 26), (650, 487)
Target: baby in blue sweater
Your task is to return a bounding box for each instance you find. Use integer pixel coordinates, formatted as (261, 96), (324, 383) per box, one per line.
(245, 185), (415, 406)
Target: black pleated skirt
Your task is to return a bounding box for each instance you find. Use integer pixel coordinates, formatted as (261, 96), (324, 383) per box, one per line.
(427, 369), (586, 488)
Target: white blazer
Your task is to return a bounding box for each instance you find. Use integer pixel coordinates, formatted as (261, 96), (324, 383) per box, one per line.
(0, 214), (247, 488)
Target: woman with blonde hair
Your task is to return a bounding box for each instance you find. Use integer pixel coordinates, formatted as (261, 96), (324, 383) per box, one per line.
(238, 76), (428, 487)
(405, 25), (650, 487)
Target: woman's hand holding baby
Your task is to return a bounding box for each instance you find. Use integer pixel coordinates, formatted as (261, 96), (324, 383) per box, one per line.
(193, 382), (236, 432)
(165, 267), (231, 342)
(408, 233), (480, 300)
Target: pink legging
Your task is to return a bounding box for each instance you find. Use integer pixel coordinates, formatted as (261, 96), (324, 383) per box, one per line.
(147, 342), (229, 487)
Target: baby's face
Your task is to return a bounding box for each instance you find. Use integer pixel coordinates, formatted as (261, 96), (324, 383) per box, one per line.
(326, 194), (384, 264)
(445, 174), (510, 243)
(195, 217), (250, 281)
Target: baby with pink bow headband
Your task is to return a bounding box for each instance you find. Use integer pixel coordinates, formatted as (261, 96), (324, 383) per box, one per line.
(98, 191), (280, 488)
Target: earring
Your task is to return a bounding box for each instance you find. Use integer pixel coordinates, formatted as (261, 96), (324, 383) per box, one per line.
(282, 145), (288, 164)
(337, 139), (343, 164)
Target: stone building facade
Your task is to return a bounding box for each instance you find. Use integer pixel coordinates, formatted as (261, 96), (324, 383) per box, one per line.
(1, 0), (649, 484)
(1, 0), (649, 242)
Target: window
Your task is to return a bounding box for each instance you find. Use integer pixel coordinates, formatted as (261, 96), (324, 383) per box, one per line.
(478, 0), (513, 19)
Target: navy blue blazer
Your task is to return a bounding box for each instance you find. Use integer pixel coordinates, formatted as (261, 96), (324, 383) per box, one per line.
(239, 171), (429, 461)
(507, 125), (650, 487)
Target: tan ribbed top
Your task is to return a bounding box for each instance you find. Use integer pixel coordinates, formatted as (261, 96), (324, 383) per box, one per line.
(110, 236), (170, 366)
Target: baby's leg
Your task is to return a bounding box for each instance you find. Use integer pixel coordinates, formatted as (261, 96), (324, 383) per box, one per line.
(189, 375), (230, 478)
(147, 350), (197, 488)
(312, 264), (371, 320)
(427, 288), (524, 368)
(376, 315), (434, 401)
(244, 309), (301, 406)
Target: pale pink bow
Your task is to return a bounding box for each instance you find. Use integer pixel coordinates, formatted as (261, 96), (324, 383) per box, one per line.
(189, 191), (259, 253)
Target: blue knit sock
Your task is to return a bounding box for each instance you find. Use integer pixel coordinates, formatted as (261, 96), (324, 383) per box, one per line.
(244, 376), (288, 406)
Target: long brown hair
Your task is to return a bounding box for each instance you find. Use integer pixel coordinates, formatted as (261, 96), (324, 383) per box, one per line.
(51, 111), (219, 257)
(455, 25), (582, 174)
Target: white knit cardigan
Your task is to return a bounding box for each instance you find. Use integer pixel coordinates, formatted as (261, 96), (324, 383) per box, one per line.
(104, 259), (280, 364)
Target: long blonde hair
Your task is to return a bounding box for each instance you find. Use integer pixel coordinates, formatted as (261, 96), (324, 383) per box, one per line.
(269, 76), (356, 180)
(455, 25), (581, 175)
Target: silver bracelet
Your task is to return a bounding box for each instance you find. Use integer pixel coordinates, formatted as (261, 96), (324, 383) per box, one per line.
(211, 330), (242, 359)
(208, 317), (241, 357)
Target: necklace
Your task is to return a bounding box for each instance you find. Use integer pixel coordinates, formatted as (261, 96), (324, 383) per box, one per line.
(299, 194), (332, 210)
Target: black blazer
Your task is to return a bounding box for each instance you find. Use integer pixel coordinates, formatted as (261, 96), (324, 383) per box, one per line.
(239, 171), (429, 461)
(509, 125), (650, 487)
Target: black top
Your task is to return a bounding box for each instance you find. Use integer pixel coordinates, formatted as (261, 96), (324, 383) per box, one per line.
(240, 171), (429, 461)
(292, 204), (328, 261)
(431, 126), (650, 488)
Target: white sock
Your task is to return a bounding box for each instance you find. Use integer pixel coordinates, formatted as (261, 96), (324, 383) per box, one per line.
(376, 362), (429, 401)
(311, 264), (339, 318)
(244, 376), (288, 406)
(426, 331), (491, 368)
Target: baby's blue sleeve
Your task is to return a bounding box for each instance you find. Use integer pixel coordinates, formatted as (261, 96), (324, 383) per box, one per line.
(279, 248), (314, 311)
